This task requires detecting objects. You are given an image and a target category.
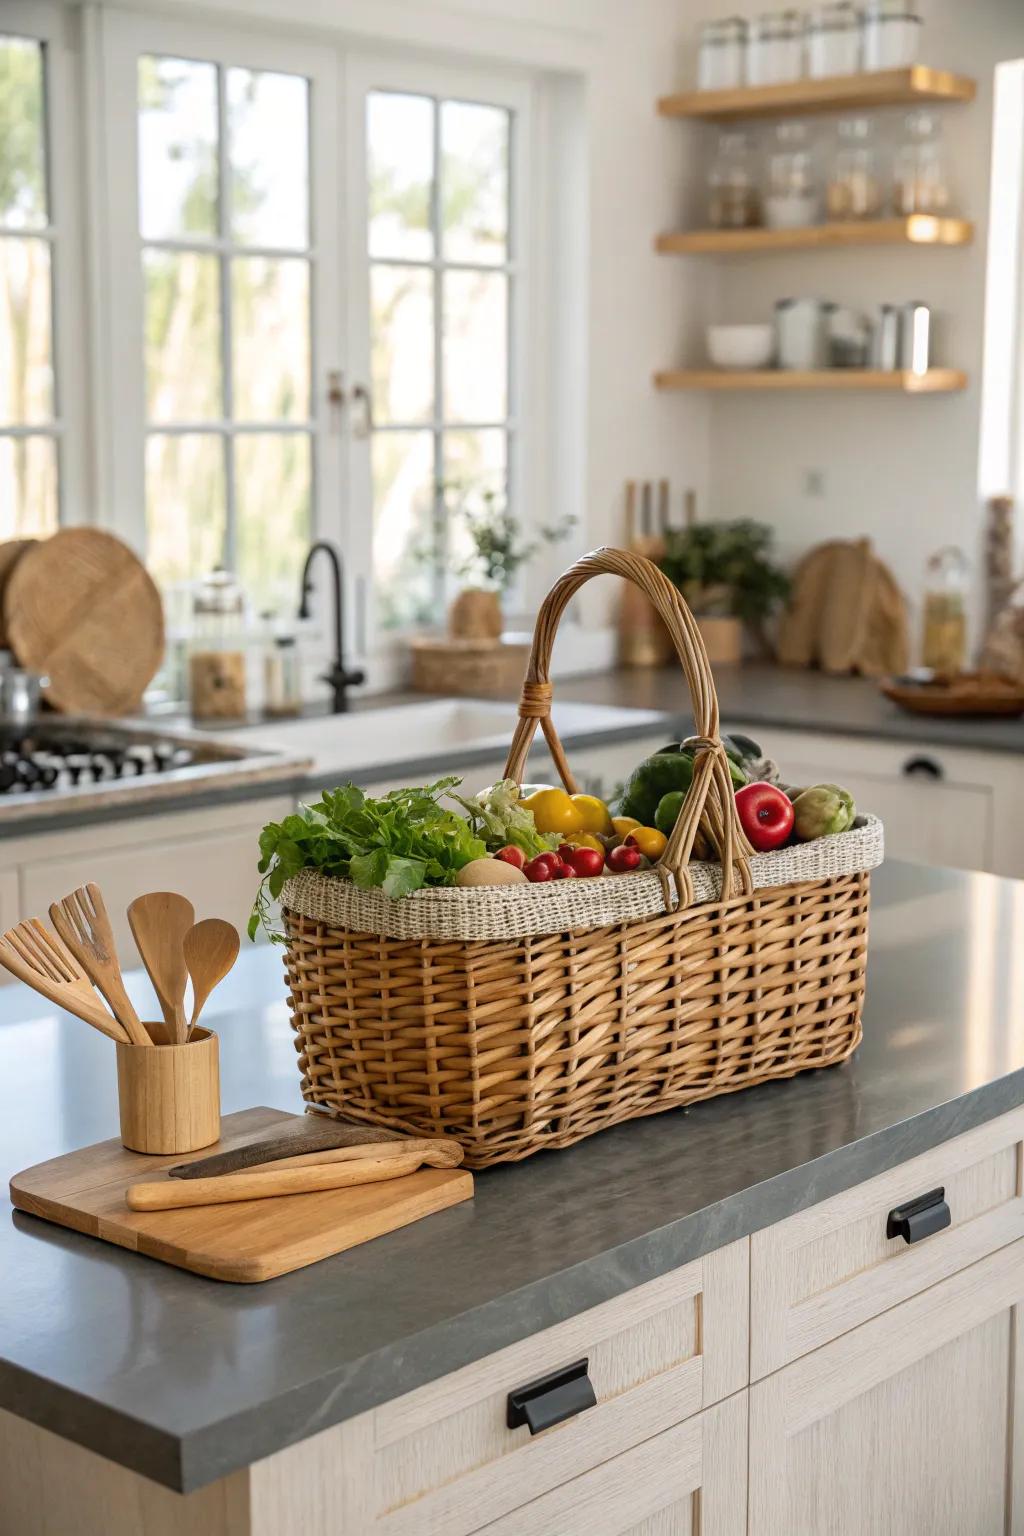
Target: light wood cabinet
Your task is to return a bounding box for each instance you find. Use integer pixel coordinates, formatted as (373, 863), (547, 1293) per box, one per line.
(749, 1239), (1024, 1536)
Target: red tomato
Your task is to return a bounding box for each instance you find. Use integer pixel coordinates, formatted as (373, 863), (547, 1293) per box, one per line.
(493, 845), (526, 869)
(734, 781), (795, 852)
(524, 855), (557, 882)
(552, 861), (577, 878)
(560, 846), (605, 878)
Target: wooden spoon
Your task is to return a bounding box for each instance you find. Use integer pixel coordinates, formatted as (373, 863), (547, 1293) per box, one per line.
(183, 918), (239, 1036)
(127, 892), (195, 1045)
(49, 885), (151, 1047)
(126, 1151), (429, 1211)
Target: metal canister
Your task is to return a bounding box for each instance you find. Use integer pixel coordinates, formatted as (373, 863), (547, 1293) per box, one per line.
(898, 301), (931, 374)
(871, 304), (900, 371)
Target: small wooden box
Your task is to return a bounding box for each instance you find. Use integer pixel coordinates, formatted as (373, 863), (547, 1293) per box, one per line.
(409, 637), (530, 697)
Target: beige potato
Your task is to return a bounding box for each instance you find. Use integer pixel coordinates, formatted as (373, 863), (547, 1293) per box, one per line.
(456, 858), (528, 887)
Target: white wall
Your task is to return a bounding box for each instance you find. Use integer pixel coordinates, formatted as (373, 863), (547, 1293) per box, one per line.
(675, 0), (1024, 649)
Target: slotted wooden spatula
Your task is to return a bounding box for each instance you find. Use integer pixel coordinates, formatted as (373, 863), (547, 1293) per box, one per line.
(49, 885), (151, 1046)
(0, 919), (128, 1043)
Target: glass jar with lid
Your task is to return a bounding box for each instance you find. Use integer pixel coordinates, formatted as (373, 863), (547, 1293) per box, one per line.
(189, 566), (248, 722)
(862, 0), (922, 70)
(892, 110), (953, 216)
(766, 121), (819, 229)
(747, 11), (805, 87)
(921, 547), (968, 675)
(806, 2), (862, 78)
(707, 131), (761, 229)
(826, 116), (884, 221)
(698, 17), (748, 91)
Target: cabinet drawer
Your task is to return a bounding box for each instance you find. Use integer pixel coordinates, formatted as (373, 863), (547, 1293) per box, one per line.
(374, 1240), (748, 1536)
(751, 1107), (1024, 1379)
(475, 1392), (747, 1536)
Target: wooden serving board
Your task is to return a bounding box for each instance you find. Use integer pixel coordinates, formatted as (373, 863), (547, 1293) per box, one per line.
(9, 1108), (474, 1283)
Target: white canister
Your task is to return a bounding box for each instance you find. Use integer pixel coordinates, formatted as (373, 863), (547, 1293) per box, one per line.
(748, 11), (805, 87)
(775, 298), (831, 370)
(807, 2), (863, 78)
(863, 2), (922, 70)
(698, 17), (748, 91)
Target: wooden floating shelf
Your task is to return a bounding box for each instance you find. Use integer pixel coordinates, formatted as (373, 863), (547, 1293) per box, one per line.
(653, 368), (967, 394)
(655, 215), (974, 256)
(658, 66), (976, 122)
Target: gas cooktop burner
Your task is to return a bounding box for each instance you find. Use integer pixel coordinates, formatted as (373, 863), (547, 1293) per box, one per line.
(0, 722), (236, 797)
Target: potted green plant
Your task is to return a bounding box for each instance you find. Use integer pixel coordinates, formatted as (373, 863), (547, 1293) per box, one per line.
(448, 491), (574, 640)
(659, 519), (789, 662)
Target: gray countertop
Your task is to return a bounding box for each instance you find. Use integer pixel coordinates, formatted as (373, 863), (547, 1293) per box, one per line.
(2, 859), (1024, 1492)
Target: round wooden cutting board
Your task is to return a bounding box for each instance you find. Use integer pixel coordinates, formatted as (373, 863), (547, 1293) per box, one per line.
(0, 538), (35, 648)
(6, 529), (165, 716)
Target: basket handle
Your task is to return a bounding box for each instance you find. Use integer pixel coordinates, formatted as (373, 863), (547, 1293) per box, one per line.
(502, 546), (753, 912)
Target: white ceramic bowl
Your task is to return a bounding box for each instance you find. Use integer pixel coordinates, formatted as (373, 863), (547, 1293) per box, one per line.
(706, 324), (775, 370)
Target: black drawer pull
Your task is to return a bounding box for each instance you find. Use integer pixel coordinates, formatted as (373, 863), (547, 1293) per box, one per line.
(886, 1187), (951, 1245)
(901, 754), (944, 781)
(507, 1358), (596, 1436)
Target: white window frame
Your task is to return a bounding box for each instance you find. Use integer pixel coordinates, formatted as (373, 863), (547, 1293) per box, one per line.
(94, 8), (343, 573)
(343, 53), (538, 654)
(0, 0), (88, 530)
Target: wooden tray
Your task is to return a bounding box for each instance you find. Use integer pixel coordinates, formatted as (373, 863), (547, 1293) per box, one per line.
(881, 675), (1024, 718)
(9, 1107), (474, 1283)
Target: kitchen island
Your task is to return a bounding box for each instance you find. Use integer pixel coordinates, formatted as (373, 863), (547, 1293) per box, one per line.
(2, 858), (1024, 1532)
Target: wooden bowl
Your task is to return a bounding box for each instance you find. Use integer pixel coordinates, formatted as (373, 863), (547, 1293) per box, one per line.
(881, 673), (1024, 718)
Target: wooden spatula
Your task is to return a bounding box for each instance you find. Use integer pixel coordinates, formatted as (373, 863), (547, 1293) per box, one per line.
(126, 1151), (435, 1210)
(127, 892), (195, 1045)
(0, 919), (129, 1043)
(49, 885), (151, 1047)
(183, 918), (239, 1036)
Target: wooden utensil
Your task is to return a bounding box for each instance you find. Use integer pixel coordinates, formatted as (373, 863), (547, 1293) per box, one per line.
(182, 918), (239, 1035)
(5, 528), (165, 716)
(167, 1114), (463, 1179)
(126, 1151), (432, 1211)
(170, 1132), (464, 1181)
(0, 919), (129, 1043)
(127, 892), (195, 1044)
(49, 885), (151, 1047)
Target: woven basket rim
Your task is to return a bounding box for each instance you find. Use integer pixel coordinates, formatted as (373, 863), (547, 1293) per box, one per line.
(280, 813), (883, 943)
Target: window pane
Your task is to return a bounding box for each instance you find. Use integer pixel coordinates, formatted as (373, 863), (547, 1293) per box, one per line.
(235, 432), (310, 610)
(0, 434), (57, 537)
(227, 69), (309, 249)
(145, 432), (226, 586)
(0, 236), (53, 424)
(138, 56), (218, 241)
(441, 102), (509, 265)
(0, 36), (47, 229)
(144, 249), (221, 422)
(442, 270), (507, 423)
(372, 430), (436, 629)
(232, 257), (310, 421)
(444, 427), (507, 501)
(371, 264), (434, 425)
(368, 93), (433, 261)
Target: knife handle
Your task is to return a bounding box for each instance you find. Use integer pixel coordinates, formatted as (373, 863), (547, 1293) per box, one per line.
(126, 1153), (427, 1211)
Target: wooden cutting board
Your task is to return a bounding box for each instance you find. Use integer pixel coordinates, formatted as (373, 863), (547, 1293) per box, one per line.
(0, 538), (35, 648)
(9, 1107), (474, 1283)
(5, 528), (165, 715)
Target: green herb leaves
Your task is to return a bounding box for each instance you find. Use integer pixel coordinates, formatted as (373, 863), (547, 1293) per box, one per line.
(249, 778), (486, 940)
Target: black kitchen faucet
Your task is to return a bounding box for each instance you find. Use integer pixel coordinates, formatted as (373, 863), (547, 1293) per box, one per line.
(297, 541), (366, 714)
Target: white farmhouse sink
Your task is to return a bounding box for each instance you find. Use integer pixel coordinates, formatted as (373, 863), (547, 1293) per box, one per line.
(224, 698), (666, 778)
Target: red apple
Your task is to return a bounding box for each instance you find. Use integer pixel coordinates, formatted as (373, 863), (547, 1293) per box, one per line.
(606, 843), (642, 873)
(494, 845), (526, 869)
(735, 781), (795, 852)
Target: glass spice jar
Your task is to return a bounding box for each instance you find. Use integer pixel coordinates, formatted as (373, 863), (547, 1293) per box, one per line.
(707, 130), (761, 229)
(826, 116), (884, 221)
(766, 120), (819, 229)
(921, 547), (968, 675)
(892, 110), (953, 216)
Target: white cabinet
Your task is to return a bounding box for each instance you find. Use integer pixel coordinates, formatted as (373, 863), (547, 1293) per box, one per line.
(2, 795), (291, 970)
(749, 1241), (1024, 1535)
(730, 722), (1016, 876)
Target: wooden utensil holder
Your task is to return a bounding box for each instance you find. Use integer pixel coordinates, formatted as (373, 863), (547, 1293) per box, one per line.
(116, 1028), (220, 1154)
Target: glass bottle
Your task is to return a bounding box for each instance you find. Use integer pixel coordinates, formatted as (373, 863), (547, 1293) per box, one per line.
(766, 121), (819, 229)
(892, 111), (953, 216)
(708, 131), (761, 230)
(263, 619), (303, 718)
(921, 547), (968, 675)
(826, 117), (884, 221)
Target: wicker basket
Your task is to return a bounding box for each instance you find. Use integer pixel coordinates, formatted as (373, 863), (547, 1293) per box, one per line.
(282, 548), (879, 1168)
